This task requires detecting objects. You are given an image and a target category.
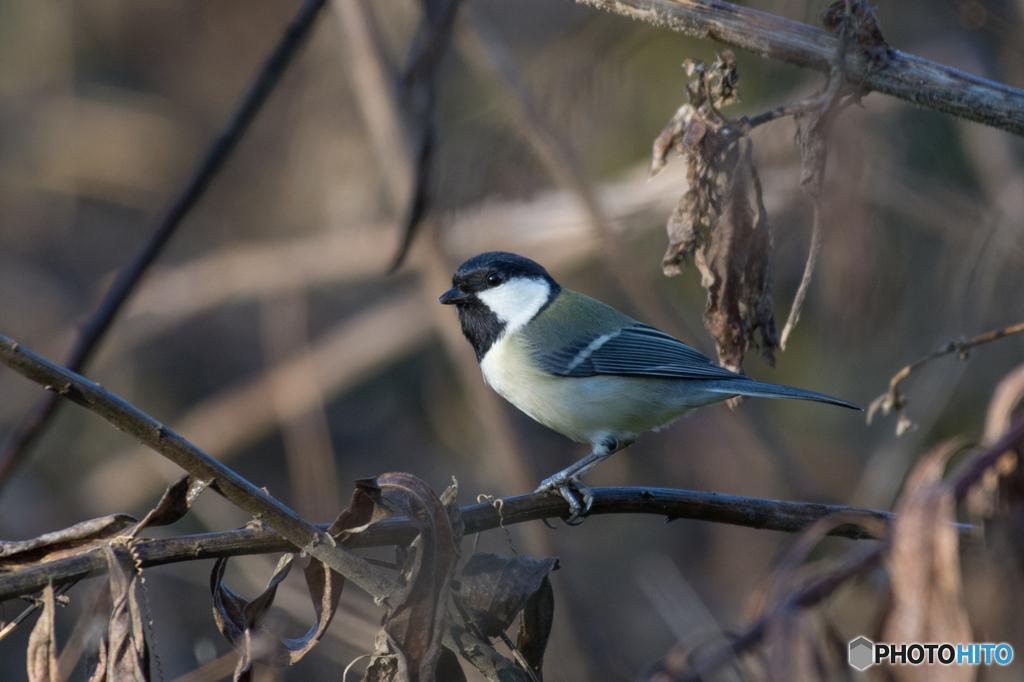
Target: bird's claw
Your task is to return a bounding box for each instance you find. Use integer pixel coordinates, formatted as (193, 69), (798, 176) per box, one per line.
(536, 474), (594, 523)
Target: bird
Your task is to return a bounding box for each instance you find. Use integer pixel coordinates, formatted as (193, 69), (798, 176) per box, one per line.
(438, 251), (860, 521)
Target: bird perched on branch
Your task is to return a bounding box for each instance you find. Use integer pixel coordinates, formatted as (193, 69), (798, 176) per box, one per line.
(439, 252), (859, 521)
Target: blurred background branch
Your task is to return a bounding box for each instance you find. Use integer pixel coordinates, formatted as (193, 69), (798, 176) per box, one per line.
(0, 0), (331, 492)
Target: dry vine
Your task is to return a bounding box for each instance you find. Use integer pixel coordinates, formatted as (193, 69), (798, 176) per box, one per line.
(868, 320), (1024, 435)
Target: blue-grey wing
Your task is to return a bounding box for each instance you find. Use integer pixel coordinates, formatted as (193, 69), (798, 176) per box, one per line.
(535, 324), (742, 380)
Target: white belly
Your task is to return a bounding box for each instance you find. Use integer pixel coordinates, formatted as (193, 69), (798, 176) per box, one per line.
(479, 334), (721, 445)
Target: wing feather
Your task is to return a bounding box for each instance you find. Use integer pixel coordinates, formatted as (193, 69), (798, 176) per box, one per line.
(535, 324), (742, 380)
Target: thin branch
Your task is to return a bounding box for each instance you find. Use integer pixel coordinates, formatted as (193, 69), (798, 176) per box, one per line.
(779, 200), (822, 349)
(669, 413), (1024, 682)
(575, 0), (1024, 137)
(0, 486), (973, 603)
(0, 582), (74, 642)
(0, 333), (396, 605)
(0, 0), (331, 491)
(331, 0), (412, 203)
(867, 320), (1024, 434)
(388, 0), (464, 272)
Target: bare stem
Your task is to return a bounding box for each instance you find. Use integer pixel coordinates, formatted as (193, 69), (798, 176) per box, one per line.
(893, 321), (1024, 392)
(0, 0), (331, 492)
(780, 201), (823, 349)
(868, 320), (1024, 432)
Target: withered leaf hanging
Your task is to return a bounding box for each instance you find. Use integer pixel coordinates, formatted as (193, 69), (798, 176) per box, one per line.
(26, 583), (59, 682)
(516, 571), (555, 680)
(210, 551), (344, 680)
(361, 472), (459, 682)
(1, 515), (136, 563)
(882, 439), (973, 682)
(82, 546), (152, 682)
(452, 553), (558, 640)
(131, 474), (211, 538)
(651, 51), (778, 375)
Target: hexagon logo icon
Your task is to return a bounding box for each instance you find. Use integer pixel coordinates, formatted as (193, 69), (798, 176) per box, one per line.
(849, 637), (874, 671)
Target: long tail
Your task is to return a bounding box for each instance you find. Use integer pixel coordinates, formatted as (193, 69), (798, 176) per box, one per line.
(707, 378), (861, 410)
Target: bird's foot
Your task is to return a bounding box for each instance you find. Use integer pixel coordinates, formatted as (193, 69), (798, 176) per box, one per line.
(535, 473), (594, 524)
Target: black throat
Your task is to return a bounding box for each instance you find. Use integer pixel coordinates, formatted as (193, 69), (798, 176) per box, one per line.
(455, 299), (506, 362)
(454, 280), (561, 361)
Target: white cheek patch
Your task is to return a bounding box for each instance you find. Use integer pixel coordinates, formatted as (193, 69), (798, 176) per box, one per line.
(477, 277), (551, 336)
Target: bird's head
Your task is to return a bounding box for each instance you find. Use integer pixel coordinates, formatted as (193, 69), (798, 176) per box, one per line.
(439, 252), (560, 358)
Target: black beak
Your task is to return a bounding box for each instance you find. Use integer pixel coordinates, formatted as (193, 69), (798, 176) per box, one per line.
(438, 287), (470, 305)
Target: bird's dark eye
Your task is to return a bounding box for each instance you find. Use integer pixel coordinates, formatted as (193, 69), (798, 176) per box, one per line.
(486, 272), (503, 286)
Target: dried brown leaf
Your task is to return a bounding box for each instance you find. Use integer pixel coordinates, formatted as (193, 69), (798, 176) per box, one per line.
(516, 574), (554, 680)
(650, 105), (691, 179)
(132, 474), (210, 536)
(882, 439), (972, 682)
(747, 512), (885, 682)
(696, 139), (778, 373)
(654, 53), (782, 372)
(102, 545), (151, 682)
(661, 185), (710, 277)
(971, 365), (1024, 569)
(328, 478), (395, 541)
(365, 472), (459, 682)
(280, 555), (345, 663)
(0, 515), (136, 560)
(707, 50), (740, 108)
(211, 553), (296, 679)
(682, 112), (707, 151)
(791, 72), (853, 200)
(26, 582), (58, 682)
(434, 646), (468, 682)
(453, 553), (558, 639)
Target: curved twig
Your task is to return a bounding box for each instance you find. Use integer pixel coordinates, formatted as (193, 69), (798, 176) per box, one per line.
(867, 321), (1024, 434)
(779, 201), (823, 350)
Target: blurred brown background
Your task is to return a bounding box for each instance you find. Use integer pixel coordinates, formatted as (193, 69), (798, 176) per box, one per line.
(1, 0), (1023, 680)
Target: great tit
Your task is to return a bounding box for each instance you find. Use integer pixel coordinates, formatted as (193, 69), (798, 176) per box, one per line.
(439, 251), (859, 520)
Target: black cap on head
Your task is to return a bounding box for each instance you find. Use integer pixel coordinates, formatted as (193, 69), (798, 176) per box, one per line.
(452, 251), (554, 290)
